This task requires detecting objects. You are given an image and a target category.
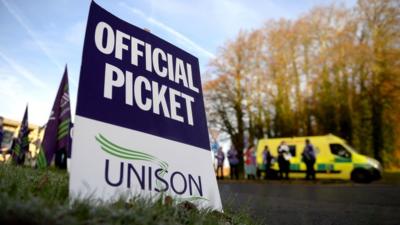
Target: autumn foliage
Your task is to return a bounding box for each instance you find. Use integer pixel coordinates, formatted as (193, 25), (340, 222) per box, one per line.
(204, 0), (400, 168)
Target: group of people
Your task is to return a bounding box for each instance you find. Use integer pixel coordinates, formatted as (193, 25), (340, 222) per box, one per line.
(215, 146), (240, 180)
(215, 139), (317, 180)
(270, 139), (316, 180)
(261, 139), (318, 180)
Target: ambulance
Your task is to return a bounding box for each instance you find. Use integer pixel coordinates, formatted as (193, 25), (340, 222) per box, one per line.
(256, 134), (382, 183)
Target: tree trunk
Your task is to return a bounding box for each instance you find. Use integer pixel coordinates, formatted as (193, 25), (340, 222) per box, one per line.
(371, 99), (383, 163)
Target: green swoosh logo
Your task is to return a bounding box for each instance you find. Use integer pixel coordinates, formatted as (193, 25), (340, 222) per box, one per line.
(95, 134), (208, 202)
(95, 134), (168, 171)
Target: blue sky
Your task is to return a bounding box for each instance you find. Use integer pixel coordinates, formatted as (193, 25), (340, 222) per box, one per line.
(0, 0), (356, 125)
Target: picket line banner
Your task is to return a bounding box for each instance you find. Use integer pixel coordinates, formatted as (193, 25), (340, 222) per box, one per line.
(69, 1), (222, 210)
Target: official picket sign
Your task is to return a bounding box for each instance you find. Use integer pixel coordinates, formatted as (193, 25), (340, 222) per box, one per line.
(69, 1), (222, 210)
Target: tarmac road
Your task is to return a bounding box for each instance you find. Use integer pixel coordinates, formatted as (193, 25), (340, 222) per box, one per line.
(218, 178), (400, 225)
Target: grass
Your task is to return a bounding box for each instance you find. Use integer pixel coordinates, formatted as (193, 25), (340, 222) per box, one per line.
(0, 164), (256, 225)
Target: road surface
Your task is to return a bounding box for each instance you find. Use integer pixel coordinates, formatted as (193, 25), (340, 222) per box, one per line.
(218, 178), (400, 225)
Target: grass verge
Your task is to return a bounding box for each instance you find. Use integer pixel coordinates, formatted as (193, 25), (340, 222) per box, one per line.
(0, 164), (256, 225)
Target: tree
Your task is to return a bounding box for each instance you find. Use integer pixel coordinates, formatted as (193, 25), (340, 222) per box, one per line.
(204, 0), (400, 168)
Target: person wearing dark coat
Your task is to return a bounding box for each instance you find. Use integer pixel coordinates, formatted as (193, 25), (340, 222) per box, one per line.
(263, 145), (273, 179)
(227, 146), (239, 180)
(215, 147), (225, 179)
(302, 139), (316, 180)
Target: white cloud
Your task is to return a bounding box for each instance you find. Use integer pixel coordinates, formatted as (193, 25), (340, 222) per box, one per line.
(0, 72), (51, 125)
(0, 51), (48, 89)
(147, 0), (199, 16)
(144, 0), (267, 39)
(1, 0), (63, 71)
(211, 0), (264, 32)
(120, 2), (216, 59)
(65, 21), (86, 46)
(0, 63), (77, 125)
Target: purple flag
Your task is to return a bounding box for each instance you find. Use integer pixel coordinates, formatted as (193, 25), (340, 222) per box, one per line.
(12, 105), (29, 165)
(37, 67), (71, 168)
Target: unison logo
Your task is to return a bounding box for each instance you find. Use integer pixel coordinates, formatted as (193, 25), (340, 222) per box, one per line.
(95, 134), (205, 199)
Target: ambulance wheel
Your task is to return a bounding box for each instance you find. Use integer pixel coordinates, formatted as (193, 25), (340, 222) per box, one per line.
(351, 169), (372, 183)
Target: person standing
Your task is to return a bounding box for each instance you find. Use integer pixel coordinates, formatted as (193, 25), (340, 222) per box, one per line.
(263, 145), (273, 179)
(227, 146), (239, 180)
(278, 141), (291, 179)
(302, 139), (316, 180)
(215, 147), (225, 179)
(245, 145), (257, 179)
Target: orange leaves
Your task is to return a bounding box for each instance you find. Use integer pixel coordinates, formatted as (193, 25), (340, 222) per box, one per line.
(204, 0), (400, 166)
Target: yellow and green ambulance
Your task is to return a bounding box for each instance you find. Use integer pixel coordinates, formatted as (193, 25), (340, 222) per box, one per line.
(256, 134), (382, 182)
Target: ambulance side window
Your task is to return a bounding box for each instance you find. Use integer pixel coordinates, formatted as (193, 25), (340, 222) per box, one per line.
(289, 145), (296, 157)
(330, 144), (351, 158)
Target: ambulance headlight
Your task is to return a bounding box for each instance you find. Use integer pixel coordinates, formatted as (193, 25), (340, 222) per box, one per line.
(367, 157), (382, 171)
